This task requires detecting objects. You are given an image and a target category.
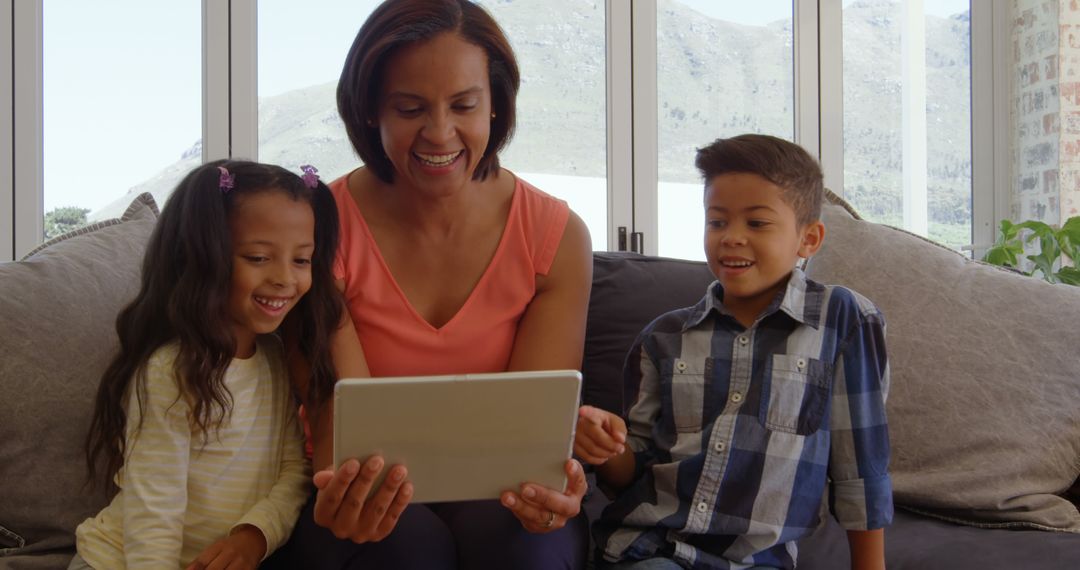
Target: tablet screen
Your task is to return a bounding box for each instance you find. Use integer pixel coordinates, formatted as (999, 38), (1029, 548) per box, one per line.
(333, 370), (581, 503)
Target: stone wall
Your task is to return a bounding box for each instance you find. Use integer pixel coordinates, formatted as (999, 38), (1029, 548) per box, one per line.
(1011, 0), (1080, 224)
(1012, 0), (1061, 223)
(1059, 0), (1080, 219)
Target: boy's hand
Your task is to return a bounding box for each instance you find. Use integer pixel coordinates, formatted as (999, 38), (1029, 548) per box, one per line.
(574, 405), (628, 464)
(185, 524), (266, 570)
(847, 528), (885, 570)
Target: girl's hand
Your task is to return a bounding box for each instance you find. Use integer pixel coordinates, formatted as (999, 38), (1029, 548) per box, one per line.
(311, 456), (413, 543)
(185, 524), (265, 570)
(500, 459), (587, 533)
(574, 405), (627, 465)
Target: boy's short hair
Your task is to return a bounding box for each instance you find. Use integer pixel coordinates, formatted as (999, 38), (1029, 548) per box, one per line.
(695, 134), (824, 226)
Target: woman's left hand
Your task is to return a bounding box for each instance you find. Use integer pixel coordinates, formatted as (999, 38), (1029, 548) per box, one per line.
(500, 458), (587, 533)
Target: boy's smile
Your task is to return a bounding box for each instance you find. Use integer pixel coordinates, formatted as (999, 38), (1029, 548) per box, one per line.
(704, 172), (824, 327)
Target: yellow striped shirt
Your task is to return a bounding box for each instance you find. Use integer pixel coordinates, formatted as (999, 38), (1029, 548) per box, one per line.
(75, 337), (311, 569)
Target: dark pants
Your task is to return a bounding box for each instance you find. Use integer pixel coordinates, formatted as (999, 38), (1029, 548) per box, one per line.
(264, 493), (589, 570)
(597, 561), (778, 570)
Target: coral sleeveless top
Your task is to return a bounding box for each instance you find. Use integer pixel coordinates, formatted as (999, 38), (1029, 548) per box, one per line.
(330, 173), (570, 376)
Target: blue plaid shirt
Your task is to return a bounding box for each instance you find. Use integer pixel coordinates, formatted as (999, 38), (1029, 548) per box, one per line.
(594, 269), (892, 570)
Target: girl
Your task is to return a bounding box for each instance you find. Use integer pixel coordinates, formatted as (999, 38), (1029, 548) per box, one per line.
(72, 160), (341, 569)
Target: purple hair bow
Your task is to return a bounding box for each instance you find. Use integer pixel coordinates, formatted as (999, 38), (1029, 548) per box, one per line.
(300, 165), (320, 189)
(218, 166), (235, 193)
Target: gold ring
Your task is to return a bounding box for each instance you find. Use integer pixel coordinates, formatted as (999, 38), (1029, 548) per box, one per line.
(543, 510), (556, 528)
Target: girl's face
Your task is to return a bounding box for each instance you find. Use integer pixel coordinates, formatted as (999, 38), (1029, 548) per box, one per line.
(375, 31), (493, 197)
(226, 190), (315, 358)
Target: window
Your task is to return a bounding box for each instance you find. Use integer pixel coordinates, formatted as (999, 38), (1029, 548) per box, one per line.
(42, 0), (201, 237)
(257, 0), (380, 183)
(841, 0), (972, 250)
(256, 0), (608, 249)
(4, 1), (1000, 263)
(655, 1), (796, 260)
(479, 0), (608, 250)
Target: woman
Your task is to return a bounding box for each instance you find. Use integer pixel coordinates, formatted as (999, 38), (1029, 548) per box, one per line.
(279, 1), (594, 568)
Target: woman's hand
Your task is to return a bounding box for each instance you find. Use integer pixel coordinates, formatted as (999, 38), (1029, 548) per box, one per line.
(499, 458), (587, 533)
(311, 456), (413, 543)
(574, 405), (627, 465)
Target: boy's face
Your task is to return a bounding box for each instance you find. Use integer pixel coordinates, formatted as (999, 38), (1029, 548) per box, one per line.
(704, 172), (824, 325)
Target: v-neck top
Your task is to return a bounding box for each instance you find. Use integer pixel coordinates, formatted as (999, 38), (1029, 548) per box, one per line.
(330, 173), (570, 376)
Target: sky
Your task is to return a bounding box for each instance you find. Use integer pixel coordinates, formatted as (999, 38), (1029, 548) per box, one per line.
(43, 0), (201, 213)
(42, 0), (973, 214)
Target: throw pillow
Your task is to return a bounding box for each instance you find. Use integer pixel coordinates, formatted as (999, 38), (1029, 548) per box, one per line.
(583, 252), (716, 414)
(805, 190), (1080, 532)
(0, 193), (158, 566)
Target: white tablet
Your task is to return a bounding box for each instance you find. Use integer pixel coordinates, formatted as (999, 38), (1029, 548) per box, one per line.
(333, 370), (582, 503)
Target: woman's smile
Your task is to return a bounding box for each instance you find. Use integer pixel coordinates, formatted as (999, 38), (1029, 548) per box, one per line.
(413, 150), (465, 171)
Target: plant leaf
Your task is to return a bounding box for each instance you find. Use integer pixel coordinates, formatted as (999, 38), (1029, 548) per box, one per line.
(1060, 216), (1080, 236)
(1018, 221), (1060, 267)
(999, 219), (1018, 242)
(1016, 219), (1053, 235)
(984, 245), (1015, 266)
(1058, 217), (1080, 262)
(1028, 253), (1058, 282)
(1056, 266), (1080, 286)
(984, 219), (1024, 265)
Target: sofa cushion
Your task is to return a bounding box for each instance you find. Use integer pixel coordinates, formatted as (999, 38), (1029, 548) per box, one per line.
(0, 193), (158, 565)
(805, 191), (1080, 532)
(797, 509), (1080, 570)
(583, 252), (716, 414)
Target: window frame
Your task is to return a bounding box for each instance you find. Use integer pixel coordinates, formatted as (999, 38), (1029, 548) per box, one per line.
(3, 0), (1008, 261)
(205, 0), (257, 161)
(10, 0), (43, 261)
(971, 0), (1011, 255)
(1, 0), (13, 259)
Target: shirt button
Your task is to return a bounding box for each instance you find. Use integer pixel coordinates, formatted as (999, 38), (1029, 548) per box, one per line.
(676, 360), (688, 372)
(730, 392), (743, 403)
(714, 441), (726, 452)
(797, 358), (807, 370)
(738, 335), (749, 346)
(697, 502), (708, 513)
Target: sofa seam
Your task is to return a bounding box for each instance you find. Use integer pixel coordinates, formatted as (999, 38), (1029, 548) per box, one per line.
(898, 505), (1080, 534)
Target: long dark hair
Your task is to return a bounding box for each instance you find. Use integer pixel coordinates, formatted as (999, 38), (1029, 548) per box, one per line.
(85, 159), (341, 488)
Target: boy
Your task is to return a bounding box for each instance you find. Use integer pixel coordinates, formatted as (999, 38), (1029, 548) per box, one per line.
(575, 134), (892, 570)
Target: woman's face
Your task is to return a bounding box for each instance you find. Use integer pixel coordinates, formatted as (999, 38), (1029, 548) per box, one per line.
(376, 32), (493, 197)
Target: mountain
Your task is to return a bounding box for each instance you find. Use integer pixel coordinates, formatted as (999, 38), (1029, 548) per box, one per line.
(94, 0), (972, 244)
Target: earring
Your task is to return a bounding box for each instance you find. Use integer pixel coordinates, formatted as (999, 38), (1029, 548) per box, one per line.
(366, 118), (376, 128)
(490, 112), (496, 120)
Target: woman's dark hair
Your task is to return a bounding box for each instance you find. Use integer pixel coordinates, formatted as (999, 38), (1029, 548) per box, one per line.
(337, 0), (520, 183)
(695, 134), (824, 226)
(85, 159), (341, 488)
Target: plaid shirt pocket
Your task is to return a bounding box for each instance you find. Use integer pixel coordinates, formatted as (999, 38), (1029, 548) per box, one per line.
(760, 354), (830, 435)
(664, 358), (708, 433)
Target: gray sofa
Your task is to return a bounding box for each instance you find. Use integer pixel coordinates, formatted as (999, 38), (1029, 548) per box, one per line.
(2, 191), (1080, 569)
(581, 192), (1080, 568)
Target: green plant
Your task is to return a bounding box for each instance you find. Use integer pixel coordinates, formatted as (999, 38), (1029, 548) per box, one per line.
(983, 217), (1080, 286)
(44, 206), (90, 240)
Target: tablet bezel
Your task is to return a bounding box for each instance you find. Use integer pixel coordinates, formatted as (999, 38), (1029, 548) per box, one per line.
(332, 369), (582, 503)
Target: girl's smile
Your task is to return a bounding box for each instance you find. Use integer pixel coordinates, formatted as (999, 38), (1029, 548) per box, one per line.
(253, 294), (294, 315)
